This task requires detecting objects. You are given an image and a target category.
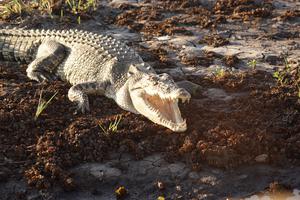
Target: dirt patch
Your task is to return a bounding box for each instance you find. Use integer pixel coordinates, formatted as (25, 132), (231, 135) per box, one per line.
(1, 62), (300, 190)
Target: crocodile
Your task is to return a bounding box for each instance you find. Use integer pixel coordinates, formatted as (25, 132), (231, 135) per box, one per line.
(0, 28), (191, 132)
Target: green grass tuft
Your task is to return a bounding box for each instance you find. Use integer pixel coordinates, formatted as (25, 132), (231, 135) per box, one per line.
(247, 59), (257, 70)
(35, 90), (58, 120)
(98, 115), (123, 135)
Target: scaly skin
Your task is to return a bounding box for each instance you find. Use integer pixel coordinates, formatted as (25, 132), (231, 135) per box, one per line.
(0, 28), (191, 132)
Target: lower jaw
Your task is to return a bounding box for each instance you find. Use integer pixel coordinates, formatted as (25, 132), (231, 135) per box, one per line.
(133, 98), (187, 132)
(149, 112), (187, 132)
(168, 125), (187, 132)
(160, 121), (187, 132)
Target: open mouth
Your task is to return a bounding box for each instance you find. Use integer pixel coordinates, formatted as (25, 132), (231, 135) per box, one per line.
(142, 93), (190, 132)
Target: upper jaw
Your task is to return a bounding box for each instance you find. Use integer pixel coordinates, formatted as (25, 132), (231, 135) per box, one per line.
(174, 88), (191, 104)
(132, 89), (191, 132)
(145, 88), (191, 103)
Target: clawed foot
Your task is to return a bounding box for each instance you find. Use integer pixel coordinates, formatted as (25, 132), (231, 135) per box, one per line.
(73, 101), (90, 115)
(28, 70), (57, 82)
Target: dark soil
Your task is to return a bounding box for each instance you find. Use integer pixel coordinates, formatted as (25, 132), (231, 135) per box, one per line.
(1, 63), (300, 190)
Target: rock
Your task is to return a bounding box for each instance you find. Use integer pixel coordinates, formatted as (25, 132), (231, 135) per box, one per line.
(200, 175), (218, 186)
(176, 185), (182, 192)
(0, 87), (7, 97)
(168, 163), (186, 174)
(188, 172), (200, 179)
(74, 163), (122, 181)
(156, 181), (165, 190)
(203, 88), (232, 101)
(157, 68), (185, 79)
(168, 163), (189, 179)
(109, 0), (137, 8)
(176, 80), (202, 96)
(265, 54), (281, 65)
(128, 160), (153, 176)
(198, 0), (217, 8)
(158, 167), (170, 178)
(91, 166), (121, 180)
(255, 154), (268, 163)
(238, 174), (248, 180)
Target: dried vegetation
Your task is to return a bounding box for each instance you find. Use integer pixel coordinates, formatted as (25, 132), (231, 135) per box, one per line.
(0, 0), (98, 23)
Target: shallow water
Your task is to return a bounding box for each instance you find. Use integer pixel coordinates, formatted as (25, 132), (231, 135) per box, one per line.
(245, 189), (300, 200)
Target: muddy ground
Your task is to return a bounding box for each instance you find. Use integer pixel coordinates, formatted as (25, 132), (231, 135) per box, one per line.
(0, 0), (300, 199)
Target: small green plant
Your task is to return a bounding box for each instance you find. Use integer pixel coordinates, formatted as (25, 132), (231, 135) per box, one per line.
(99, 115), (123, 135)
(273, 56), (300, 100)
(77, 15), (81, 24)
(283, 56), (291, 70)
(60, 9), (64, 20)
(66, 0), (96, 15)
(35, 90), (58, 120)
(273, 57), (292, 86)
(273, 70), (286, 85)
(247, 59), (257, 70)
(213, 67), (226, 79)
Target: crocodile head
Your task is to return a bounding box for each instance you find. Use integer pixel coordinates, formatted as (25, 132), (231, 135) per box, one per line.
(125, 71), (191, 132)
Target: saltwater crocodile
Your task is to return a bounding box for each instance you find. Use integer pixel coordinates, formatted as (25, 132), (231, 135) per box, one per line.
(0, 28), (191, 132)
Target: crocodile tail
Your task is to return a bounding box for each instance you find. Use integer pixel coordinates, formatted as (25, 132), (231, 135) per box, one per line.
(0, 29), (38, 64)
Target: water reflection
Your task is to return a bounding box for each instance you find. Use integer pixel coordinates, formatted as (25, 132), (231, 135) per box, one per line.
(245, 189), (300, 200)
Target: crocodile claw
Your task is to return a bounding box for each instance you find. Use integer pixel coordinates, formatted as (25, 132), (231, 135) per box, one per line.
(76, 101), (90, 114)
(29, 70), (57, 82)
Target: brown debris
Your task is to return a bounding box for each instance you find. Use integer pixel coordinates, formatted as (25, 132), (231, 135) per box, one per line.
(200, 34), (229, 47)
(223, 55), (240, 67)
(278, 10), (300, 21)
(179, 52), (215, 68)
(213, 0), (273, 22)
(141, 18), (194, 37)
(115, 7), (162, 32)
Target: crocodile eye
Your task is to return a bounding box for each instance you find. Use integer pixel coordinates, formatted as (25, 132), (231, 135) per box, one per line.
(127, 71), (134, 77)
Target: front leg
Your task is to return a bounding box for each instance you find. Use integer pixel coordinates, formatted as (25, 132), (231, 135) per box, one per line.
(68, 81), (109, 113)
(26, 40), (66, 82)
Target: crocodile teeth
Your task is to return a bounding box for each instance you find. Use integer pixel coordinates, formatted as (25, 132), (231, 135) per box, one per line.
(141, 94), (186, 131)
